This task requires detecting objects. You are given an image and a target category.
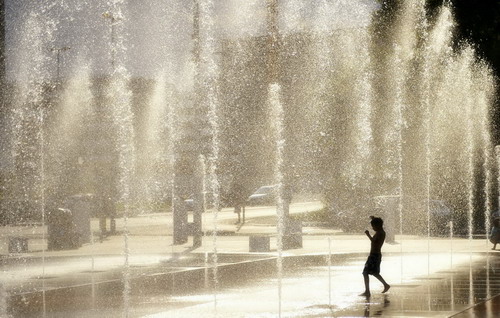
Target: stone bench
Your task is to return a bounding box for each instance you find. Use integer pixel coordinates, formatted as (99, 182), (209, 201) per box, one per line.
(249, 235), (271, 252)
(248, 220), (303, 252)
(249, 233), (303, 252)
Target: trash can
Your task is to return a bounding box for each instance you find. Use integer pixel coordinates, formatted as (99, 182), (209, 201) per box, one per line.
(47, 208), (81, 250)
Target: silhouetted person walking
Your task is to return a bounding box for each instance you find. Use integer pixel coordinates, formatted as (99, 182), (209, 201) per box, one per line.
(490, 218), (500, 250)
(360, 216), (390, 297)
(232, 182), (246, 224)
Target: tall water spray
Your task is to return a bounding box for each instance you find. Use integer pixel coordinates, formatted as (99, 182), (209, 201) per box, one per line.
(308, 8), (334, 190)
(269, 82), (285, 317)
(9, 10), (57, 317)
(267, 1), (286, 316)
(382, 0), (426, 278)
(47, 61), (93, 200)
(10, 12), (55, 224)
(103, 1), (136, 316)
(421, 4), (453, 272)
(475, 63), (495, 242)
(198, 0), (221, 310)
(167, 71), (178, 256)
(0, 0), (498, 316)
(456, 47), (477, 242)
(421, 6), (433, 273)
(139, 73), (171, 210)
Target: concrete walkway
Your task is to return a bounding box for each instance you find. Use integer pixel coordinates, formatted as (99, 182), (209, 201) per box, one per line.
(1, 202), (500, 317)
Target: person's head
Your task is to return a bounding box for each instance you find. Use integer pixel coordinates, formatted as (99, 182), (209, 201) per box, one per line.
(370, 217), (384, 230)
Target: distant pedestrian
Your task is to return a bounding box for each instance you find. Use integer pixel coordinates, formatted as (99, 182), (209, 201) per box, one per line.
(231, 182), (246, 224)
(360, 216), (390, 297)
(490, 218), (500, 250)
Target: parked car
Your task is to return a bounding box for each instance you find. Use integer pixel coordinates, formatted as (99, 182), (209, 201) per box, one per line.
(184, 192), (227, 211)
(246, 185), (278, 206)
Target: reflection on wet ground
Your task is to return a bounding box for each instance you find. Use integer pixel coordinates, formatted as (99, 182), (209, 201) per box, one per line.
(142, 253), (499, 318)
(452, 294), (500, 318)
(6, 252), (500, 317)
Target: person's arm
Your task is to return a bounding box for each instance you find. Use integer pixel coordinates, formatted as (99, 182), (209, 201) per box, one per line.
(364, 230), (373, 241)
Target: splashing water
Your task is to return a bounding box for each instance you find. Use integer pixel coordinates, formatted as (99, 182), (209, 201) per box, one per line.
(139, 72), (171, 210)
(269, 82), (285, 317)
(1, 1), (497, 316)
(199, 0), (221, 312)
(103, 1), (136, 316)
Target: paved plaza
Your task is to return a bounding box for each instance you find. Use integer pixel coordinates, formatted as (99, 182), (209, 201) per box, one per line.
(1, 202), (500, 317)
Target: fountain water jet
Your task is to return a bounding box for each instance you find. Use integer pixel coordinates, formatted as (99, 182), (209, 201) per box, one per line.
(138, 72), (172, 210)
(8, 9), (58, 317)
(421, 3), (455, 276)
(102, 1), (136, 316)
(191, 0), (222, 310)
(475, 63), (496, 244)
(327, 237), (332, 308)
(383, 0), (427, 281)
(0, 1), (497, 317)
(269, 82), (286, 317)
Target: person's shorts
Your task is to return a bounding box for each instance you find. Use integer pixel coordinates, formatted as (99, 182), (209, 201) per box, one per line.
(362, 253), (382, 275)
(490, 232), (500, 244)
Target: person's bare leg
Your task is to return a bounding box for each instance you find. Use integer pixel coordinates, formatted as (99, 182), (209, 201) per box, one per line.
(373, 274), (390, 293)
(359, 273), (371, 296)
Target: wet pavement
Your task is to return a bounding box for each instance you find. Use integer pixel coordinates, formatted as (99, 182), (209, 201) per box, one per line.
(6, 251), (500, 317)
(2, 202), (500, 317)
(139, 252), (500, 318)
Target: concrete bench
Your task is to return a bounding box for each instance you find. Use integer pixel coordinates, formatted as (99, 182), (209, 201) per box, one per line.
(249, 235), (271, 252)
(249, 220), (303, 252)
(249, 233), (303, 252)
